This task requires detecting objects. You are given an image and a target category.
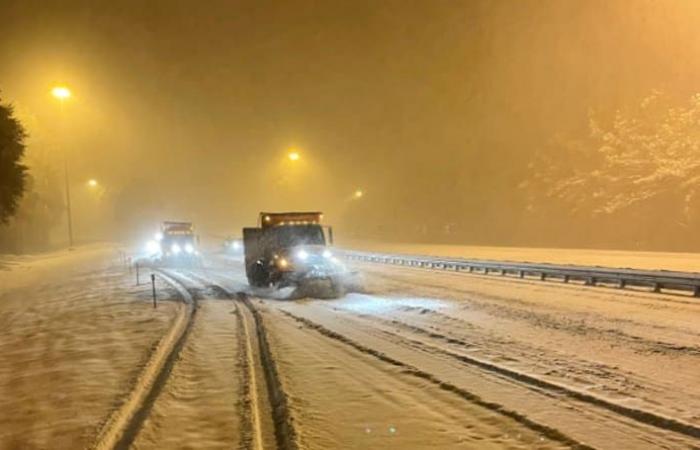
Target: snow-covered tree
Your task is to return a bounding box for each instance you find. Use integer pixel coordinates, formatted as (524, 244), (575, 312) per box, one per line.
(524, 91), (700, 227)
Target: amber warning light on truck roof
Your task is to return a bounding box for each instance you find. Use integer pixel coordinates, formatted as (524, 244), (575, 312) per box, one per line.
(259, 212), (323, 228)
(161, 221), (195, 235)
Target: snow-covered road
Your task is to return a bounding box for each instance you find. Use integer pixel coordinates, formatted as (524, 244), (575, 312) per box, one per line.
(1, 247), (699, 449)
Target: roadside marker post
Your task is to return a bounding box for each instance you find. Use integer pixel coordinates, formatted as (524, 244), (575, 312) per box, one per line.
(151, 274), (157, 308)
(136, 262), (140, 285)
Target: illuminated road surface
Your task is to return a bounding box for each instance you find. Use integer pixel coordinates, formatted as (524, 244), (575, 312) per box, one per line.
(1, 247), (699, 449)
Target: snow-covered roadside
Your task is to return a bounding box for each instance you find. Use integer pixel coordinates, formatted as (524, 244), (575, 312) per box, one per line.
(0, 245), (180, 448)
(340, 240), (700, 273)
(0, 243), (119, 292)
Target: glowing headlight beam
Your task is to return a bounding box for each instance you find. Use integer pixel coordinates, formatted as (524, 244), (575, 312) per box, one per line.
(146, 240), (160, 254)
(296, 249), (308, 261)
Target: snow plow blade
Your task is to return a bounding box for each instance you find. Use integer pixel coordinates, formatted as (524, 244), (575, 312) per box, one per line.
(292, 277), (347, 299)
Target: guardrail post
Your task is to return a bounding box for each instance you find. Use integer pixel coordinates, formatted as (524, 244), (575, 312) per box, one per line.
(484, 267), (489, 274)
(653, 282), (661, 293)
(618, 279), (626, 289)
(136, 262), (140, 285)
(540, 272), (546, 281)
(694, 286), (700, 297)
(519, 270), (525, 278)
(563, 274), (570, 283)
(501, 269), (507, 276)
(586, 277), (596, 286)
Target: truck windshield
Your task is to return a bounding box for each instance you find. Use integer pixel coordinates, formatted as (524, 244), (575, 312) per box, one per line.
(272, 225), (325, 248)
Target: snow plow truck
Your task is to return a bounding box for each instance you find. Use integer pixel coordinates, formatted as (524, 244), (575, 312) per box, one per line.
(157, 221), (200, 265)
(243, 212), (348, 297)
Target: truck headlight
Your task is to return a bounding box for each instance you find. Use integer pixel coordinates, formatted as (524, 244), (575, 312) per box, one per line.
(171, 244), (181, 254)
(146, 240), (160, 254)
(185, 244), (194, 254)
(295, 249), (308, 261)
(323, 249), (332, 259)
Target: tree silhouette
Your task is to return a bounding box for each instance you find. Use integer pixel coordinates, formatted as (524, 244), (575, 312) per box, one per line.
(0, 95), (27, 223)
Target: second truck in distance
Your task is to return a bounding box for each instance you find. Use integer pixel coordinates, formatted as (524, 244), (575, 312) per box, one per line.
(156, 221), (200, 266)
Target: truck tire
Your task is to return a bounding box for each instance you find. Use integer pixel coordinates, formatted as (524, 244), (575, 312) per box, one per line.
(248, 261), (269, 288)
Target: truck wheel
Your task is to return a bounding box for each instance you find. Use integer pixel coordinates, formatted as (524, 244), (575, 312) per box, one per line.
(249, 262), (269, 288)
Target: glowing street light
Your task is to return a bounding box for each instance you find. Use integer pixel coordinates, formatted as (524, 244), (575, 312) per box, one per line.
(52, 86), (71, 100)
(87, 179), (98, 188)
(353, 189), (364, 199)
(288, 151), (300, 161)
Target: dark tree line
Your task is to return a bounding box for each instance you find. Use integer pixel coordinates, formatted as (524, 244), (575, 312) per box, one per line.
(0, 95), (27, 223)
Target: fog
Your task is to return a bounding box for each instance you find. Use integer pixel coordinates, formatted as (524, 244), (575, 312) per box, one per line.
(2, 0), (700, 252)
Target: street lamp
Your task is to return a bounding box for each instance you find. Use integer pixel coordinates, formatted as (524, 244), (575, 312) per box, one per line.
(87, 179), (98, 188)
(52, 86), (71, 100)
(288, 151), (300, 161)
(53, 85), (74, 249)
(353, 189), (364, 199)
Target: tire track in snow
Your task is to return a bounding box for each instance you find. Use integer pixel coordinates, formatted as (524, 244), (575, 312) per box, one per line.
(313, 304), (700, 441)
(186, 271), (300, 450)
(277, 309), (592, 450)
(178, 269), (258, 449)
(92, 269), (196, 450)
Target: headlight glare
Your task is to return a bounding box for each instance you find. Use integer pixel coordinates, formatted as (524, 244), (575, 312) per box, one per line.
(146, 240), (160, 254)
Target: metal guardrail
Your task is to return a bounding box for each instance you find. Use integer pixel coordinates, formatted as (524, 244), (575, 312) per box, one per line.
(343, 250), (700, 297)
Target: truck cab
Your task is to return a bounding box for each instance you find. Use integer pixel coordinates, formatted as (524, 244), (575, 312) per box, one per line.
(243, 212), (345, 295)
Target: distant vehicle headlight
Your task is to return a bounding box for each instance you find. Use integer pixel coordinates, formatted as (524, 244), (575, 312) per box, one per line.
(185, 244), (194, 254)
(232, 241), (241, 250)
(146, 240), (160, 254)
(322, 249), (332, 259)
(277, 258), (289, 268)
(172, 244), (181, 254)
(155, 232), (164, 241)
(296, 249), (308, 261)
